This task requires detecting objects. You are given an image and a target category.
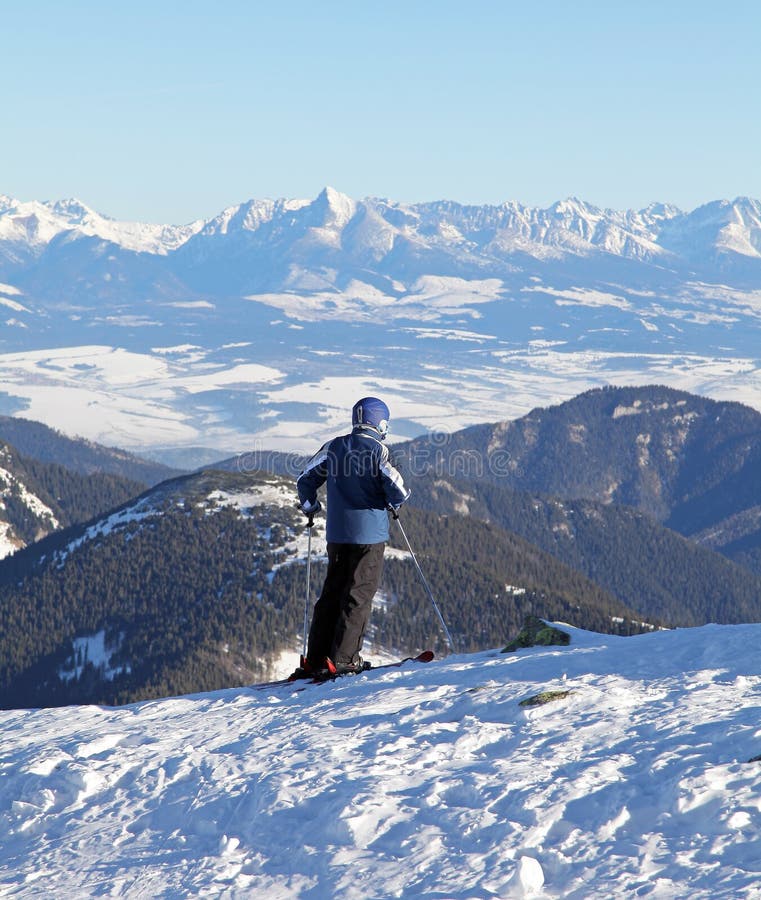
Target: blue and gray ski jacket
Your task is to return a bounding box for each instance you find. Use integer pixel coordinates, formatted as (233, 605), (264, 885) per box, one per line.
(297, 426), (410, 544)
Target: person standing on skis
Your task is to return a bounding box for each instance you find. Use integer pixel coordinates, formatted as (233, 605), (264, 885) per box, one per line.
(294, 396), (410, 678)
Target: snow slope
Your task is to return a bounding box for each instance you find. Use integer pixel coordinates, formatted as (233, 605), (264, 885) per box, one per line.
(2, 624), (761, 898)
(0, 446), (60, 559)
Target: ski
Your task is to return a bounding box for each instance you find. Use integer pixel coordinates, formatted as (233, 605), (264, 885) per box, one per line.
(251, 650), (434, 691)
(368, 649), (435, 671)
(308, 650), (435, 683)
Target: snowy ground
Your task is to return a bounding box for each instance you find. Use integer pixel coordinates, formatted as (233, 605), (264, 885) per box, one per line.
(2, 624), (761, 898)
(1, 341), (761, 456)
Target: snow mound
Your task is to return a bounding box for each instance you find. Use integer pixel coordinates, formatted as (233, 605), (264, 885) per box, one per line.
(1, 623), (761, 897)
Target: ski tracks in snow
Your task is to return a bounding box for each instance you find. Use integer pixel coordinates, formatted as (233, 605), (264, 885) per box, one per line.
(1, 626), (761, 897)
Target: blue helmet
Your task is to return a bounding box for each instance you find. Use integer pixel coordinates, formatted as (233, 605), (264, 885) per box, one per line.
(352, 396), (390, 439)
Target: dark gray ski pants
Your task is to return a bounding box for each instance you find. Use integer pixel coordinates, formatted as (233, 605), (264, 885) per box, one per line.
(307, 541), (385, 667)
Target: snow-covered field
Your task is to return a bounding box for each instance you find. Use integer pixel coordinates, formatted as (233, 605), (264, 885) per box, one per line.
(2, 623), (761, 898)
(1, 341), (761, 456)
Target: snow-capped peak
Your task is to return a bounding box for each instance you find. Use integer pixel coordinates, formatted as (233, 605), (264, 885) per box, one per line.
(314, 185), (357, 227)
(46, 197), (100, 224)
(198, 196), (311, 237)
(550, 196), (598, 216)
(656, 197), (761, 259)
(0, 195), (203, 255)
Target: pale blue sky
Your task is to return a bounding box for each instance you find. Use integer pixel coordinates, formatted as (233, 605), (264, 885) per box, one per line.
(3, 0), (760, 223)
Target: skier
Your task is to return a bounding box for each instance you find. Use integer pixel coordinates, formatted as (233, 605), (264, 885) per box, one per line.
(293, 396), (410, 678)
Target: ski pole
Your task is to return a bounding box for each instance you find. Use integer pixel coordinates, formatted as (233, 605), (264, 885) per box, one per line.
(388, 507), (456, 653)
(302, 514), (313, 659)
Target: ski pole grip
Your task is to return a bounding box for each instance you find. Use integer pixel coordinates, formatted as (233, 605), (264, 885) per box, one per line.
(296, 499), (317, 527)
(387, 504), (400, 520)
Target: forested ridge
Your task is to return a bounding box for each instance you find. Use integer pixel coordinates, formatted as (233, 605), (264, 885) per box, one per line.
(0, 415), (179, 485)
(0, 439), (146, 550)
(399, 385), (761, 576)
(408, 476), (761, 627)
(377, 507), (653, 654)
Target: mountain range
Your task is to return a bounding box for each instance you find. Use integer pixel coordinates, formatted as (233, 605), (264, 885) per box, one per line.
(2, 189), (761, 456)
(3, 190), (761, 279)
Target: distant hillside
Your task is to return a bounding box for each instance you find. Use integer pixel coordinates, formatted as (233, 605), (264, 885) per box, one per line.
(407, 475), (761, 628)
(0, 439), (145, 559)
(0, 469), (646, 709)
(400, 385), (761, 575)
(0, 416), (180, 485)
(211, 448), (304, 478)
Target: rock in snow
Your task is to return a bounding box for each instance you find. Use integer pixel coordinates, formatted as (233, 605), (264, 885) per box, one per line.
(1, 622), (761, 897)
